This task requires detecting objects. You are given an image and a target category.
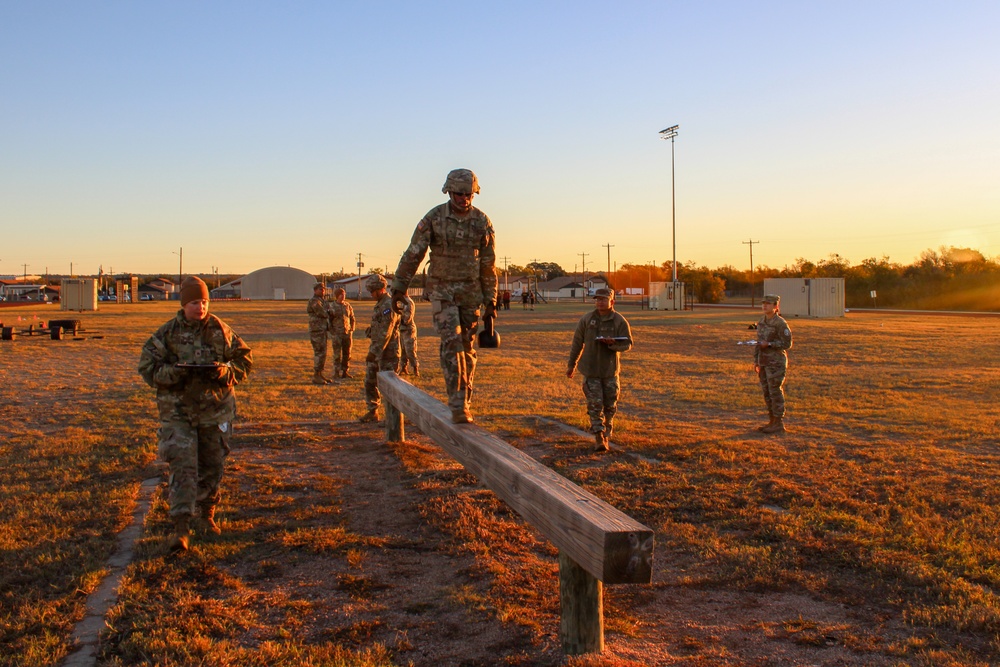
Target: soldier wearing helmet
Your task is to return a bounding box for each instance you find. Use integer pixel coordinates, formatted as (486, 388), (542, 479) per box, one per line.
(753, 294), (793, 434)
(391, 169), (498, 424)
(358, 273), (400, 423)
(306, 281), (333, 384)
(328, 287), (356, 379)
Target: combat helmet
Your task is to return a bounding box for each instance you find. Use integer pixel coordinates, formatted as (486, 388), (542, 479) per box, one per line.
(442, 168), (480, 195)
(365, 273), (388, 292)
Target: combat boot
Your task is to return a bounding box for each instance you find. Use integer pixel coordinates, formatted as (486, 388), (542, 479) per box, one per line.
(168, 514), (191, 552)
(593, 431), (610, 452)
(451, 407), (474, 424)
(341, 369), (354, 379)
(312, 372), (331, 385)
(757, 413), (776, 432)
(358, 409), (378, 423)
(604, 423), (614, 443)
(199, 504), (221, 535)
(399, 368), (409, 375)
(761, 418), (786, 434)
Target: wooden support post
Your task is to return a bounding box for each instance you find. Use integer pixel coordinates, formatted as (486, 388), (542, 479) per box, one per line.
(384, 400), (404, 442)
(559, 551), (603, 655)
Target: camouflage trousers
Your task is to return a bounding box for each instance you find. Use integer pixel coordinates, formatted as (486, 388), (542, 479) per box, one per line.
(432, 301), (477, 411)
(757, 361), (787, 418)
(158, 420), (230, 517)
(364, 348), (400, 410)
(399, 331), (419, 373)
(331, 333), (353, 373)
(310, 330), (330, 373)
(582, 376), (619, 436)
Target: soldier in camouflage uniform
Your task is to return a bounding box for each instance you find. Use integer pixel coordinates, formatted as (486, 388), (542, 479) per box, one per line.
(359, 274), (400, 423)
(306, 282), (333, 384)
(329, 287), (356, 379)
(138, 276), (253, 551)
(391, 168), (498, 424)
(567, 288), (633, 452)
(753, 294), (793, 434)
(397, 293), (419, 377)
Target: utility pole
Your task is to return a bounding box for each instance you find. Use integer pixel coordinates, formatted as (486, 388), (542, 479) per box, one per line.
(356, 253), (365, 300)
(743, 238), (759, 307)
(578, 252), (589, 302)
(22, 264), (29, 281)
(499, 256), (511, 291)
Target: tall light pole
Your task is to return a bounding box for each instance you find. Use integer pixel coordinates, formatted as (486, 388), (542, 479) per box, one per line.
(743, 238), (759, 307)
(172, 248), (183, 287)
(659, 125), (679, 287)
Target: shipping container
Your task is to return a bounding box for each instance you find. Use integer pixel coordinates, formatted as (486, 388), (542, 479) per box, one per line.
(762, 278), (844, 318)
(649, 281), (686, 310)
(61, 279), (98, 311)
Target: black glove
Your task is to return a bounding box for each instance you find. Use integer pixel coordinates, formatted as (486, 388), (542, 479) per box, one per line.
(366, 352), (377, 364)
(390, 290), (407, 314)
(483, 300), (497, 319)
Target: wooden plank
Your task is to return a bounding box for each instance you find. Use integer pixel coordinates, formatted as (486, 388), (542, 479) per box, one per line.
(377, 371), (653, 584)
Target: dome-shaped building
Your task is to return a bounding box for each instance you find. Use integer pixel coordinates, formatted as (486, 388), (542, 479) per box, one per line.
(239, 266), (317, 300)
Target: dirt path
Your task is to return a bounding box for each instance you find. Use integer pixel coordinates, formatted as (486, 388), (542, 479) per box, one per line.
(225, 421), (563, 665)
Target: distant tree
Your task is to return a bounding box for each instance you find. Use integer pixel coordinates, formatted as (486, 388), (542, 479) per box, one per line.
(678, 262), (726, 303)
(527, 261), (566, 280)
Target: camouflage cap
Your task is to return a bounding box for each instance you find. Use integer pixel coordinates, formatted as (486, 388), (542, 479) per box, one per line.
(762, 294), (781, 303)
(314, 282), (325, 290)
(365, 273), (388, 291)
(594, 288), (615, 299)
(441, 168), (480, 195)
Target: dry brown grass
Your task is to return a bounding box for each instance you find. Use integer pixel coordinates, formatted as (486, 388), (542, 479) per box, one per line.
(2, 299), (1000, 665)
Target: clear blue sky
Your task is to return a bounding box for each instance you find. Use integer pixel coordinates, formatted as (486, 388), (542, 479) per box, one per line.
(2, 1), (998, 279)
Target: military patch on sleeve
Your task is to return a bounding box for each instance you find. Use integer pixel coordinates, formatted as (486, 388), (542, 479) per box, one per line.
(417, 220), (427, 232)
(382, 308), (393, 316)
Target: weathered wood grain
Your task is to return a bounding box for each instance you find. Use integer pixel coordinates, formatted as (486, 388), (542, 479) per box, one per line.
(377, 371), (653, 585)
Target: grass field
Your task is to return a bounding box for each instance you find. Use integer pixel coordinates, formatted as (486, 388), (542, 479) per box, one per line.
(1, 299), (999, 666)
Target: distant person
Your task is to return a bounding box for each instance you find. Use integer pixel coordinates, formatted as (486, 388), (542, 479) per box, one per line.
(328, 287), (356, 379)
(753, 294), (793, 434)
(306, 282), (333, 384)
(138, 276), (253, 551)
(398, 294), (420, 377)
(567, 288), (633, 452)
(390, 168), (498, 424)
(502, 290), (511, 310)
(521, 290), (529, 310)
(529, 290), (535, 310)
(359, 274), (400, 423)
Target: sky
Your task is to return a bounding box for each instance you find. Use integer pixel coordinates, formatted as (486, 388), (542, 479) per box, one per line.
(2, 1), (998, 279)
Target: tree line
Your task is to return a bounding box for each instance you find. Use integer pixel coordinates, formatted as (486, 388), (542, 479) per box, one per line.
(615, 247), (1000, 311)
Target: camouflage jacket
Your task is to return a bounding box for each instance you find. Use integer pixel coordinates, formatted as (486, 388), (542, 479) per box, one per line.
(568, 309), (633, 379)
(138, 311), (253, 426)
(753, 314), (792, 365)
(391, 201), (498, 306)
(328, 299), (355, 336)
(307, 295), (332, 333)
(399, 295), (417, 336)
(367, 293), (400, 357)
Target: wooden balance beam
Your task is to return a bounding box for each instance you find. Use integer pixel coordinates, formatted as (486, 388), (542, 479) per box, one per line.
(376, 371), (653, 655)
